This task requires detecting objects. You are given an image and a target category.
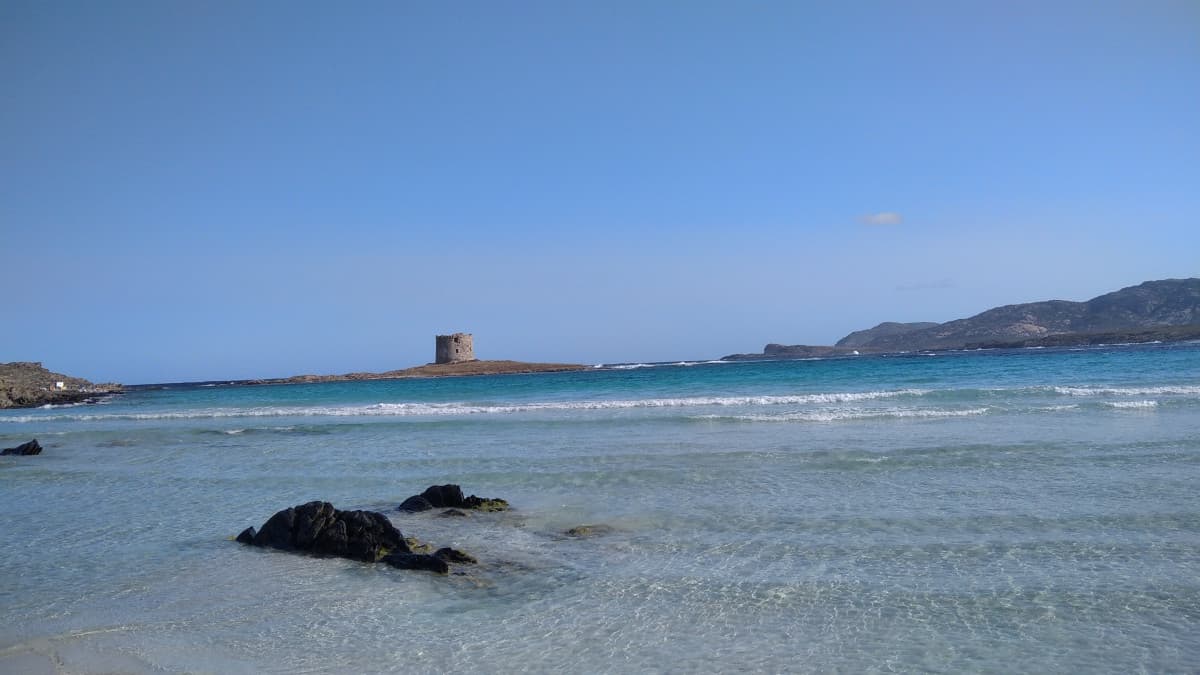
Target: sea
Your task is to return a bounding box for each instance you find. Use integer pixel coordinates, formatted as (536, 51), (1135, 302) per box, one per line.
(1, 343), (1198, 673)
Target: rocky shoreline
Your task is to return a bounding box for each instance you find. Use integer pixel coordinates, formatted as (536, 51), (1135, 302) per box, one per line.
(0, 362), (122, 410)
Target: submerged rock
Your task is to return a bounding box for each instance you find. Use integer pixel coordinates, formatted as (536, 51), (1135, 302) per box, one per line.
(434, 547), (477, 565)
(241, 501), (409, 563)
(564, 524), (616, 538)
(1, 439), (42, 456)
(381, 552), (449, 574)
(235, 527), (257, 544)
(405, 536), (434, 554)
(398, 484), (509, 513)
(438, 508), (470, 518)
(397, 495), (434, 513)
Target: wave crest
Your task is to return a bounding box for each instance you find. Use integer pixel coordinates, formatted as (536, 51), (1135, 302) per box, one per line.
(0, 389), (929, 422)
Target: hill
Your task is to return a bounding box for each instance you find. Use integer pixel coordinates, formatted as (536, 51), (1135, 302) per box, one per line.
(0, 362), (122, 409)
(836, 278), (1200, 351)
(725, 278), (1200, 360)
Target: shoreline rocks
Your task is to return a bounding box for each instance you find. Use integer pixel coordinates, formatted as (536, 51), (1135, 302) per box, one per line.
(237, 499), (481, 574)
(1, 439), (42, 456)
(238, 501), (408, 563)
(398, 484), (509, 513)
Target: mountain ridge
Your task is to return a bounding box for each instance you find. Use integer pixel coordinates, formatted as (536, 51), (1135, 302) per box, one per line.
(725, 278), (1200, 359)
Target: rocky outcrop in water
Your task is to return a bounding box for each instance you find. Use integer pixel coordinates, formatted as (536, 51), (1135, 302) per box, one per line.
(1, 439), (42, 456)
(238, 501), (408, 562)
(398, 484), (509, 513)
(236, 500), (480, 574)
(564, 524), (616, 538)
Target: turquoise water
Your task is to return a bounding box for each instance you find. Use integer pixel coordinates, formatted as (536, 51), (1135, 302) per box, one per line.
(1, 344), (1198, 673)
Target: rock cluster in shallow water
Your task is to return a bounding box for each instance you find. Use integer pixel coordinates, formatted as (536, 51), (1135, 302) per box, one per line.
(397, 484), (509, 513)
(1, 439), (42, 456)
(236, 500), (476, 574)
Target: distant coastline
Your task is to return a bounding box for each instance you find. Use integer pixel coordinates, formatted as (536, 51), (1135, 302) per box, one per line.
(0, 362), (123, 410)
(723, 325), (1200, 361)
(725, 278), (1200, 361)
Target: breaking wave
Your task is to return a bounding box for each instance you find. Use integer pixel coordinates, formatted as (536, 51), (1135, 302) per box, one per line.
(693, 407), (990, 423)
(1105, 400), (1159, 409)
(0, 389), (929, 422)
(1052, 385), (1200, 397)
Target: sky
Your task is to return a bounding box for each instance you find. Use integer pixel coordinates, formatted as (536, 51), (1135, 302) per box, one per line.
(2, 0), (1198, 383)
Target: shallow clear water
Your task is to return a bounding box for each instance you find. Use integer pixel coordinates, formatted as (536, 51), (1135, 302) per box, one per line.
(2, 344), (1198, 673)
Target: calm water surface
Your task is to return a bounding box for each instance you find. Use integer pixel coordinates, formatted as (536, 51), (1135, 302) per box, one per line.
(2, 344), (1198, 673)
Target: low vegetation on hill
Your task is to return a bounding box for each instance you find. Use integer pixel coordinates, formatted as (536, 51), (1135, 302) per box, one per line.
(727, 278), (1200, 359)
(0, 362), (122, 409)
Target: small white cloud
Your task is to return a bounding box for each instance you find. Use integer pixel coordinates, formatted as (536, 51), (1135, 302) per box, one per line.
(861, 212), (903, 225)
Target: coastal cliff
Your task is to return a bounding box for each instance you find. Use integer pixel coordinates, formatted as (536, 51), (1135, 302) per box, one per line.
(727, 278), (1200, 359)
(0, 362), (122, 409)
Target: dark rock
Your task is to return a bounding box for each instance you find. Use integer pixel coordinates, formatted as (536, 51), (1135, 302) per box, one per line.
(434, 547), (477, 565)
(235, 527), (257, 544)
(463, 495), (509, 512)
(438, 508), (470, 518)
(398, 495), (434, 512)
(381, 552), (449, 574)
(399, 484), (509, 512)
(1, 439), (42, 456)
(565, 524), (616, 538)
(253, 505), (299, 549)
(246, 501), (408, 562)
(420, 484), (466, 507)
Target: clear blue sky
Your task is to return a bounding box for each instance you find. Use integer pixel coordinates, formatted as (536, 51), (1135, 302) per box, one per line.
(3, 1), (1197, 383)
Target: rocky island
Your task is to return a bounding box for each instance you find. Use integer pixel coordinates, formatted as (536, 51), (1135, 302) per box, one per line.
(726, 278), (1200, 359)
(243, 332), (589, 385)
(0, 362), (122, 409)
(243, 359), (589, 386)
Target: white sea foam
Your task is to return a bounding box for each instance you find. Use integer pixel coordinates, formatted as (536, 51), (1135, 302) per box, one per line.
(694, 407), (989, 423)
(1105, 400), (1158, 409)
(0, 389), (931, 422)
(1052, 385), (1200, 397)
(603, 360), (730, 369)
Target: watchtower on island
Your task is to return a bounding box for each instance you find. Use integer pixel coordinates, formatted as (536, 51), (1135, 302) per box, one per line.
(435, 333), (475, 364)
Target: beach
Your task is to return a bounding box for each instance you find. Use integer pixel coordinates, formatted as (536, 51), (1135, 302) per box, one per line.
(1, 343), (1198, 672)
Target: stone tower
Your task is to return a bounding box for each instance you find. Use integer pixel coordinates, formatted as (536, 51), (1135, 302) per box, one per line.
(435, 333), (475, 364)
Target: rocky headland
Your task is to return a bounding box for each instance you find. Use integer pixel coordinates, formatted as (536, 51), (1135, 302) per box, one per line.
(726, 278), (1200, 359)
(0, 362), (122, 409)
